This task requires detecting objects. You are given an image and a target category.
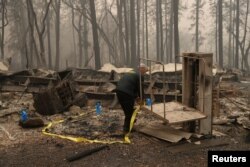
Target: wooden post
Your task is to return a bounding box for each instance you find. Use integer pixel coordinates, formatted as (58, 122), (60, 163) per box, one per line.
(182, 53), (196, 132)
(197, 53), (213, 135)
(182, 55), (195, 107)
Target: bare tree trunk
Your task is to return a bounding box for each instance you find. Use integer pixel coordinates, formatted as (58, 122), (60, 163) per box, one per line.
(117, 0), (125, 65)
(156, 0), (159, 60)
(232, 1), (235, 67)
(228, 0), (232, 68)
(164, 0), (169, 63)
(130, 0), (137, 68)
(15, 0), (28, 69)
(78, 15), (83, 68)
(243, 45), (250, 71)
(71, 3), (86, 68)
(229, 0), (249, 71)
(72, 22), (77, 67)
(241, 0), (249, 70)
(10, 0), (27, 69)
(54, 0), (61, 70)
(173, 0), (180, 62)
(0, 0), (7, 60)
(235, 0), (239, 68)
(28, 0), (51, 67)
(65, 0), (117, 64)
(123, 0), (130, 65)
(71, 7), (82, 68)
(105, 0), (111, 63)
(89, 0), (101, 70)
(145, 0), (149, 60)
(159, 0), (163, 61)
(83, 13), (88, 68)
(46, 0), (52, 69)
(137, 0), (140, 60)
(142, 0), (145, 58)
(81, 0), (88, 68)
(215, 3), (218, 63)
(156, 0), (163, 61)
(195, 0), (199, 52)
(26, 0), (40, 67)
(218, 0), (223, 67)
(169, 0), (173, 62)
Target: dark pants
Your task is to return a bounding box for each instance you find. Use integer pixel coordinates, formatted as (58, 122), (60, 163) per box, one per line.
(116, 90), (135, 133)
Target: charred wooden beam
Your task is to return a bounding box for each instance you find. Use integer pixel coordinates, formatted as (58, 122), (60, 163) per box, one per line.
(67, 145), (109, 162)
(0, 85), (45, 93)
(8, 76), (58, 85)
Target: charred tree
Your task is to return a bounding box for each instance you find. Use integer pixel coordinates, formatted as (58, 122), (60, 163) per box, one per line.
(26, 0), (41, 67)
(54, 0), (61, 70)
(117, 0), (125, 65)
(145, 0), (149, 60)
(130, 0), (137, 68)
(218, 0), (223, 67)
(235, 0), (239, 68)
(46, 0), (52, 69)
(173, 0), (180, 62)
(137, 0), (141, 60)
(89, 0), (101, 70)
(0, 0), (8, 60)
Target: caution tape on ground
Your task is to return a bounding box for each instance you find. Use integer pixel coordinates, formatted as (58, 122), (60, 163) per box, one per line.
(124, 106), (140, 143)
(42, 106), (141, 144)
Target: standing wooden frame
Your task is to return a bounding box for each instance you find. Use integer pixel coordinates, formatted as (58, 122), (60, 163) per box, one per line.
(182, 53), (213, 135)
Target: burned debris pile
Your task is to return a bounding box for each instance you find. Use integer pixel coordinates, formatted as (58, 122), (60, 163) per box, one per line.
(213, 69), (250, 130)
(0, 62), (250, 144)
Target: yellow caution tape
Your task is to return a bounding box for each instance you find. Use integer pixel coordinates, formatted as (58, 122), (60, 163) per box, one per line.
(124, 106), (140, 143)
(42, 106), (141, 144)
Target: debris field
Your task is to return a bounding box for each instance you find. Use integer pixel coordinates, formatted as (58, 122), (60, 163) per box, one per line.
(0, 62), (250, 166)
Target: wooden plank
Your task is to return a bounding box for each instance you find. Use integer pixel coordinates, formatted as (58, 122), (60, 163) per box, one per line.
(139, 124), (192, 143)
(142, 102), (206, 124)
(182, 53), (199, 132)
(0, 85), (44, 93)
(182, 56), (194, 107)
(10, 76), (58, 85)
(198, 53), (213, 135)
(167, 139), (229, 154)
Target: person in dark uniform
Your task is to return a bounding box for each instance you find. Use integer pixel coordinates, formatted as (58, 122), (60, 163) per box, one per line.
(115, 63), (148, 133)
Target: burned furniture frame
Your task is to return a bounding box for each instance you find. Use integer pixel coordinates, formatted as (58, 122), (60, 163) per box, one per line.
(0, 70), (86, 115)
(181, 53), (213, 135)
(141, 53), (213, 136)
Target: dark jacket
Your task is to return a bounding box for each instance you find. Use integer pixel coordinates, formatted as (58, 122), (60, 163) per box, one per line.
(116, 71), (144, 98)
